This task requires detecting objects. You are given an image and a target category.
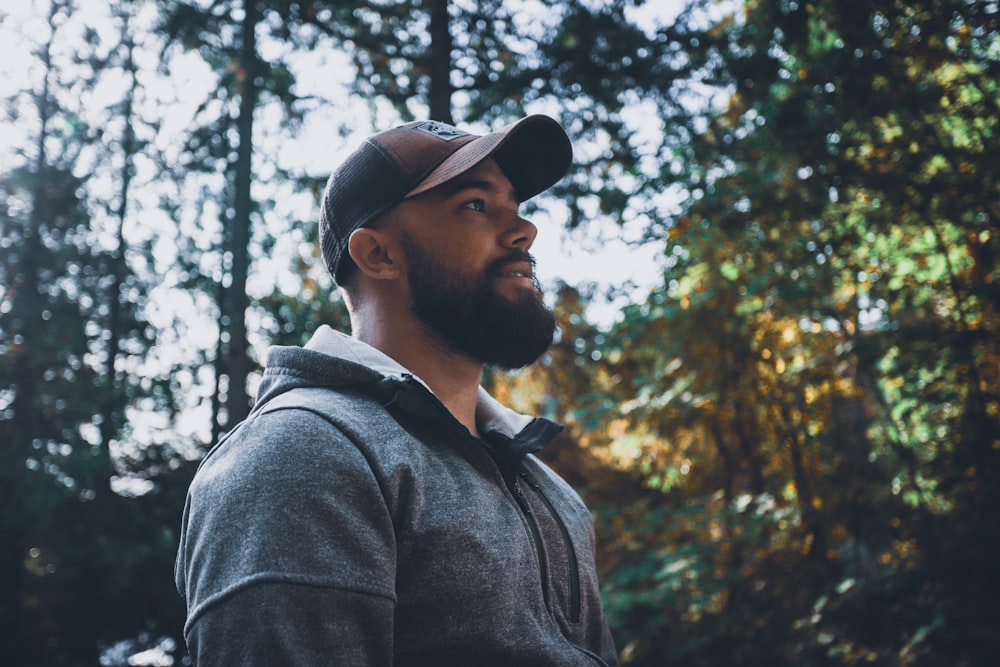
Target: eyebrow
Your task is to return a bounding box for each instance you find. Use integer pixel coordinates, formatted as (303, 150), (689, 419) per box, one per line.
(441, 178), (519, 204)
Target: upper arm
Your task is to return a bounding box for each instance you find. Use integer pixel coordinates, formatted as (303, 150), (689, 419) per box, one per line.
(186, 581), (394, 666)
(176, 407), (397, 662)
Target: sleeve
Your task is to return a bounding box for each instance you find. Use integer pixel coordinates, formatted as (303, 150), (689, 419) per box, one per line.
(175, 407), (397, 666)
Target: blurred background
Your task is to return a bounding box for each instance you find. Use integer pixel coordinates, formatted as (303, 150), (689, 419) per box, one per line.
(1, 0), (998, 665)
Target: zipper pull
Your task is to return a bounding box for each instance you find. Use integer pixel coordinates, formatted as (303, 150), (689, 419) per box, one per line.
(511, 478), (532, 514)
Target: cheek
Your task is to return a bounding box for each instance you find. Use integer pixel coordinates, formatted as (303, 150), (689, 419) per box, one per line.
(406, 222), (500, 278)
(442, 238), (495, 271)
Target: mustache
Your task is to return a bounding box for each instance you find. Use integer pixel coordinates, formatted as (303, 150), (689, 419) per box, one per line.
(489, 250), (536, 274)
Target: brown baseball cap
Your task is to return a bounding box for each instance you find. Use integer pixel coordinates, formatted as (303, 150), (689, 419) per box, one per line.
(319, 115), (573, 284)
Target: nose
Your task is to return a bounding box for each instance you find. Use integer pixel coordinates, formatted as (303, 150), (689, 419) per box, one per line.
(503, 214), (538, 250)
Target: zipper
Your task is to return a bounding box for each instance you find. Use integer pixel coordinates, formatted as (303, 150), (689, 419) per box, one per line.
(391, 378), (559, 619)
(509, 475), (551, 612)
(523, 472), (582, 622)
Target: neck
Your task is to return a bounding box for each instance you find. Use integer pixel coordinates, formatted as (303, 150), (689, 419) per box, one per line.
(352, 313), (485, 438)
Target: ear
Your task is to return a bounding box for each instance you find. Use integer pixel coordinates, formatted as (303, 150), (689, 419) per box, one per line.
(347, 228), (402, 281)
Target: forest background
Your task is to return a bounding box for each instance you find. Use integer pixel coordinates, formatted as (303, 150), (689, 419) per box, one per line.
(1, 0), (998, 665)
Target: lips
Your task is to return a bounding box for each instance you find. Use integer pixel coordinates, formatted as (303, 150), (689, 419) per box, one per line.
(496, 260), (534, 281)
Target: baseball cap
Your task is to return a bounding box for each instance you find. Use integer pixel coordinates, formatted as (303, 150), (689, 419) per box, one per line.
(319, 114), (573, 284)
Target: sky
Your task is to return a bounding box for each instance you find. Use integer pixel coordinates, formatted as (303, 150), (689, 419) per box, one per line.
(0, 0), (694, 325)
(0, 0), (702, 450)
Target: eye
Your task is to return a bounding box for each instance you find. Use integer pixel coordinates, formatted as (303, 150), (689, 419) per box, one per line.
(463, 198), (486, 212)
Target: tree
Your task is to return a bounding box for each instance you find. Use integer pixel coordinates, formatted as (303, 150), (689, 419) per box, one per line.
(1, 2), (107, 658)
(557, 0), (1000, 663)
(1, 2), (192, 663)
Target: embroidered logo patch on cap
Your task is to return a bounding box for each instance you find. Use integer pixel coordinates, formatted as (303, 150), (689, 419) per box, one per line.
(413, 121), (469, 141)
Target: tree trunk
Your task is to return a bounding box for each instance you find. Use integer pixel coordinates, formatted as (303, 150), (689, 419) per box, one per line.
(224, 0), (259, 427)
(99, 25), (137, 474)
(426, 0), (453, 123)
(782, 395), (828, 565)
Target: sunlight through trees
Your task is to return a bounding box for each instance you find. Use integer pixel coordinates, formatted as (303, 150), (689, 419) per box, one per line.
(1, 0), (997, 664)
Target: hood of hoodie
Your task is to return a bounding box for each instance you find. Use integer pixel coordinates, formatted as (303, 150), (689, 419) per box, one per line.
(255, 325), (554, 443)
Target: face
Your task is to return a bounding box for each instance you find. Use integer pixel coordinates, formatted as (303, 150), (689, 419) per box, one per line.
(392, 159), (556, 369)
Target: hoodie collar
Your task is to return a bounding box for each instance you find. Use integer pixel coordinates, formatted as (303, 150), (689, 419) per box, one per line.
(302, 326), (542, 440)
(305, 325), (419, 384)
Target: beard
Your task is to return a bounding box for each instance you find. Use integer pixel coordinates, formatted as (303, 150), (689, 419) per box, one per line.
(400, 232), (556, 369)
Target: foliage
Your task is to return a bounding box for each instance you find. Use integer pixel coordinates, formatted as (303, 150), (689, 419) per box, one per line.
(0, 1), (193, 663)
(496, 0), (1000, 664)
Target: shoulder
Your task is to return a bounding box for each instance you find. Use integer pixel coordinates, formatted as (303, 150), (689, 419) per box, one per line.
(202, 386), (384, 464)
(182, 386), (406, 515)
(177, 387), (400, 607)
(189, 387), (391, 505)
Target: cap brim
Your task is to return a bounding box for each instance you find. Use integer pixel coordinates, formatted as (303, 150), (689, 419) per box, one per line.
(405, 115), (572, 201)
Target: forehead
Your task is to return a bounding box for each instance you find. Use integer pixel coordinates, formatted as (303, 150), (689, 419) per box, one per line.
(380, 158), (518, 233)
(417, 158), (517, 201)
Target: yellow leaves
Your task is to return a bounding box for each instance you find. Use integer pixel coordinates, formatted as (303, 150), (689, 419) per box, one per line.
(670, 262), (708, 301)
(937, 59), (986, 86)
(708, 520), (723, 542)
(783, 480), (798, 502)
(890, 539), (919, 562)
(607, 418), (630, 438)
(669, 216), (691, 240)
(924, 154), (951, 176)
(719, 260), (740, 281)
(874, 114), (905, 142)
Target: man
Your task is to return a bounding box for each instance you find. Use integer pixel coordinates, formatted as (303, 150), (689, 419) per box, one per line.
(174, 115), (619, 666)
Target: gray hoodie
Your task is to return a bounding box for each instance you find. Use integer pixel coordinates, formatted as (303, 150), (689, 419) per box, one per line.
(175, 326), (618, 666)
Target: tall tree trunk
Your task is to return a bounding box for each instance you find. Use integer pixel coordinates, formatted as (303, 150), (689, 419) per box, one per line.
(782, 395), (829, 567)
(426, 0), (453, 123)
(733, 397), (765, 495)
(224, 0), (258, 427)
(99, 23), (137, 475)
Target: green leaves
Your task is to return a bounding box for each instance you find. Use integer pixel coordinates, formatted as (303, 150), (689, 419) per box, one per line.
(495, 0), (1000, 663)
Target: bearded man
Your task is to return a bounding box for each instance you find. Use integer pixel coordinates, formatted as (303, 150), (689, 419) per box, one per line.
(175, 115), (619, 666)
